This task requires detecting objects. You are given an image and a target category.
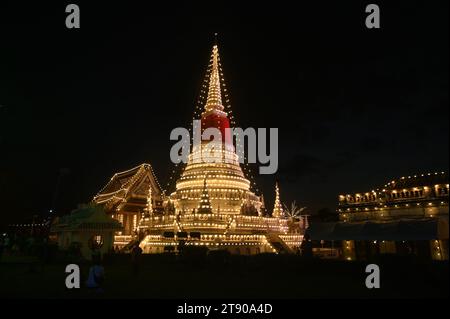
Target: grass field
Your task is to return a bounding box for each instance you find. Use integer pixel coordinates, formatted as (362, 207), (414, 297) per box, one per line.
(0, 253), (448, 299)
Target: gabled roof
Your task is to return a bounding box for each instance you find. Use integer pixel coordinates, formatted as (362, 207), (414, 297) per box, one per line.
(93, 163), (163, 210)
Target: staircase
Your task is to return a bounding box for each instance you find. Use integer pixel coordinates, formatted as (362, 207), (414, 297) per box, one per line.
(120, 238), (139, 253)
(174, 218), (184, 232)
(266, 234), (293, 254)
(114, 235), (138, 252)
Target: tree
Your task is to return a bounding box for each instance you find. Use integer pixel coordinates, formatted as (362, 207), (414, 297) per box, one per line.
(283, 201), (307, 218)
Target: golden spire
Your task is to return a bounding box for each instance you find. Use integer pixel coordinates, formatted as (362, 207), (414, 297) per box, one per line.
(205, 45), (224, 113)
(272, 182), (283, 218)
(145, 181), (153, 217)
(197, 177), (213, 214)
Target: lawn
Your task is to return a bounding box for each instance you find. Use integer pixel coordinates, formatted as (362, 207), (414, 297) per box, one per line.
(0, 253), (448, 299)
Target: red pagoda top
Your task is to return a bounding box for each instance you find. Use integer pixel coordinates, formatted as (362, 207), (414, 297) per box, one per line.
(201, 45), (232, 144)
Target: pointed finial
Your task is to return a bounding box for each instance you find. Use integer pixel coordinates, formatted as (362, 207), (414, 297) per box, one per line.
(204, 43), (224, 113)
(214, 32), (218, 45)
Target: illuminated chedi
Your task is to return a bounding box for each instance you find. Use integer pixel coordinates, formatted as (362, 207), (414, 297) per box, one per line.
(138, 44), (302, 254)
(171, 45), (261, 215)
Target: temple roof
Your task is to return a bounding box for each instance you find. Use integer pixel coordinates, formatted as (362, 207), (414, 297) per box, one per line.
(384, 171), (448, 190)
(340, 171), (448, 198)
(93, 163), (163, 211)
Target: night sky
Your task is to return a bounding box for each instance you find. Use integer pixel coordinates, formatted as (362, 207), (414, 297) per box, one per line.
(0, 1), (448, 228)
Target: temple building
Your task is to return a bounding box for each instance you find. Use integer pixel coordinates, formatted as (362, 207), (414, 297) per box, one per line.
(307, 172), (449, 260)
(337, 172), (449, 222)
(93, 44), (303, 254)
(93, 164), (164, 238)
(138, 45), (301, 254)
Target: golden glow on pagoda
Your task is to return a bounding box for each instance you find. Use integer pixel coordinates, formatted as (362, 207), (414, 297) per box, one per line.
(171, 44), (262, 215)
(134, 43), (302, 254)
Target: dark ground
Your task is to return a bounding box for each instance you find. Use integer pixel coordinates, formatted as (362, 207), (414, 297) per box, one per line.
(0, 253), (448, 299)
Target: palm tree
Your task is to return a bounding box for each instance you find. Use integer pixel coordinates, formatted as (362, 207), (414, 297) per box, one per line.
(283, 201), (307, 218)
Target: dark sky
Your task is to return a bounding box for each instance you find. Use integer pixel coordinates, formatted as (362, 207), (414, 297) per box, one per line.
(0, 1), (448, 227)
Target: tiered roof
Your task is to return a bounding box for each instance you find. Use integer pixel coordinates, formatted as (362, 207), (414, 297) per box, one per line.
(94, 163), (163, 213)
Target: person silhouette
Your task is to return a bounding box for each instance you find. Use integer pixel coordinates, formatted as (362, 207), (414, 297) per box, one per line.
(86, 255), (105, 293)
(300, 234), (313, 258)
